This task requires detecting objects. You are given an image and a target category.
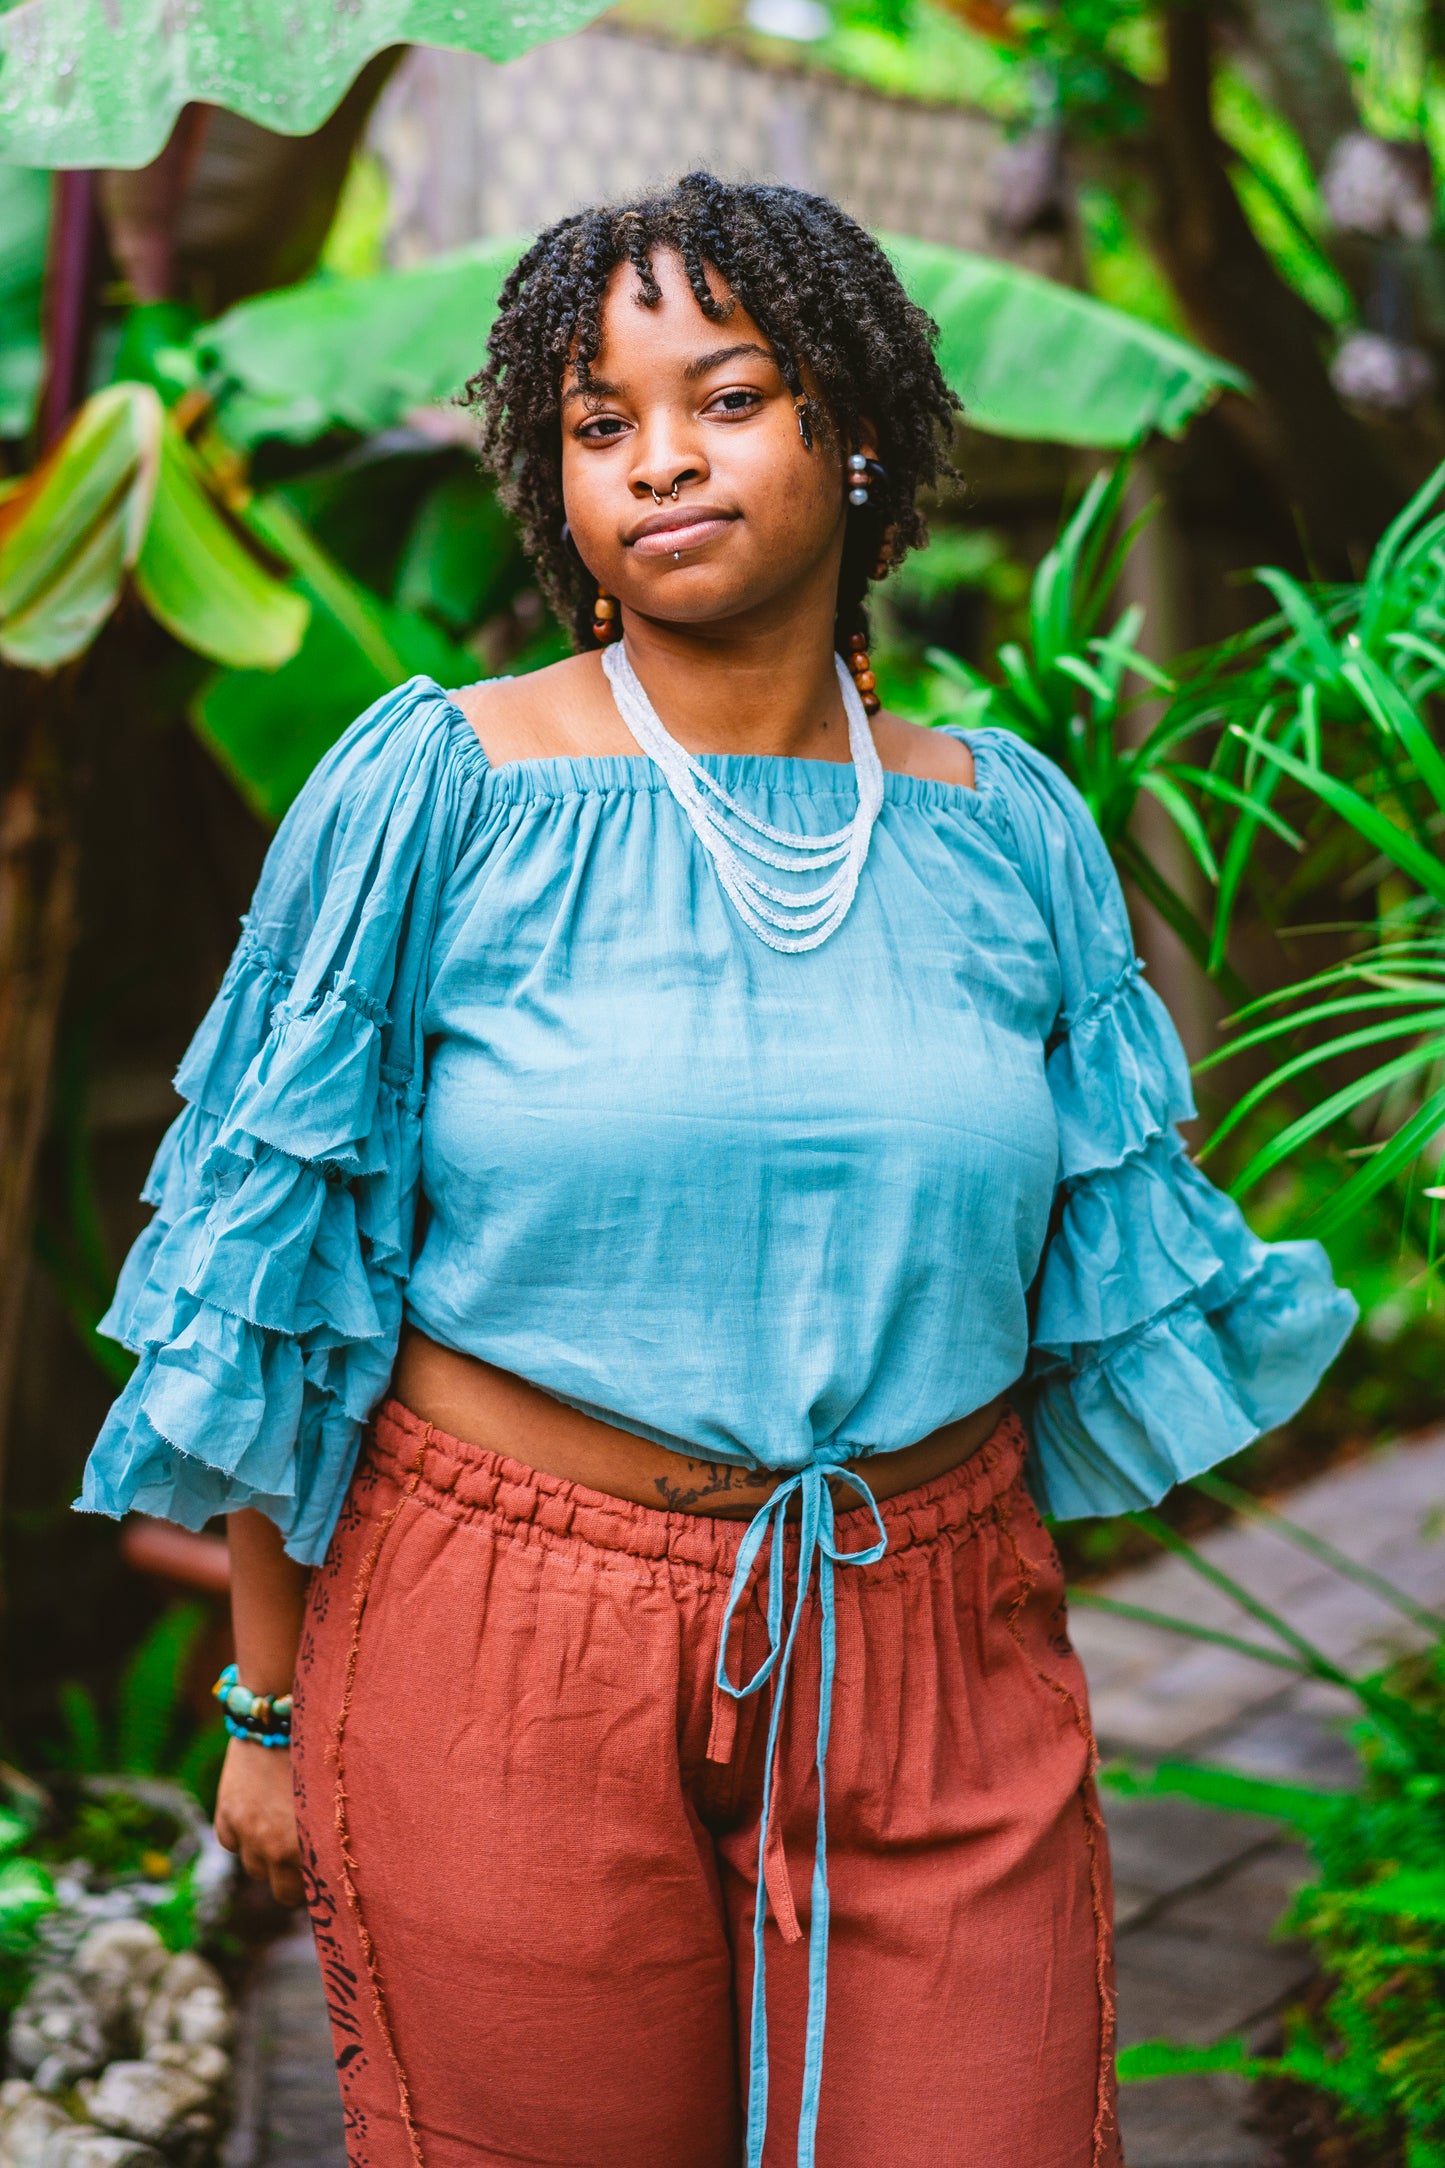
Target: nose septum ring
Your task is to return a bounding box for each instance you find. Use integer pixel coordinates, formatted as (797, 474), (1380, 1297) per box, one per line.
(650, 480), (681, 506)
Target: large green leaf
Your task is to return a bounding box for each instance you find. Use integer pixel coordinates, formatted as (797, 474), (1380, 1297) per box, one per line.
(0, 1), (610, 168)
(135, 424), (309, 669)
(0, 378), (307, 670)
(192, 492), (478, 822)
(201, 231), (1243, 454)
(882, 234), (1247, 444)
(0, 164), (48, 438)
(395, 471), (525, 633)
(201, 238), (523, 447)
(0, 380), (159, 668)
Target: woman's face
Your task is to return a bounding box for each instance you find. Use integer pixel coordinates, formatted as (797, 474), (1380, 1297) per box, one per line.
(559, 249), (869, 631)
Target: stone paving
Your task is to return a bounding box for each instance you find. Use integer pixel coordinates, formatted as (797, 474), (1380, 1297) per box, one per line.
(222, 1919), (345, 2168)
(1087, 1426), (1445, 2166)
(230, 1427), (1445, 2167)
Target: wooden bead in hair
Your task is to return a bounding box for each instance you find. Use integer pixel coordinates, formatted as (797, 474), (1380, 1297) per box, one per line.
(846, 629), (881, 717)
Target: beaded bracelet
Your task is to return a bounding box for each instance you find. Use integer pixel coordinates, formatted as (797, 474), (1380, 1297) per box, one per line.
(213, 1663), (293, 1749)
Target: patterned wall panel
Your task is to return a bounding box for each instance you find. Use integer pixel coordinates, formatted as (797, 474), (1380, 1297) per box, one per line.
(370, 29), (1008, 263)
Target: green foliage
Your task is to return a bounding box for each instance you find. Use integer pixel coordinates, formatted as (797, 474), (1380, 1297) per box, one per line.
(198, 237), (526, 448)
(138, 422), (311, 670)
(109, 303), (204, 406)
(1117, 2036), (1253, 2082)
(881, 234), (1246, 445)
(1213, 67), (1353, 330)
(52, 1602), (225, 1799)
(1184, 461), (1445, 1242)
(921, 461), (1260, 976)
(0, 382), (308, 672)
(193, 486), (481, 822)
(0, 1801), (56, 1954)
(0, 0), (616, 166)
(0, 382), (161, 668)
(196, 227), (1242, 455)
(0, 166), (49, 440)
(1098, 1509), (1445, 2157)
(1075, 183), (1186, 337)
(394, 471), (526, 636)
(148, 1862), (200, 1954)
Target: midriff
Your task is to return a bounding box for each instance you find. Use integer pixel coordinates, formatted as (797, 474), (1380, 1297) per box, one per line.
(391, 1324), (1012, 1521)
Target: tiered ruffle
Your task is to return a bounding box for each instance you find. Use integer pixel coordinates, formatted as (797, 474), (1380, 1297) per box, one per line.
(1023, 948), (1356, 1522)
(81, 679), (484, 1563)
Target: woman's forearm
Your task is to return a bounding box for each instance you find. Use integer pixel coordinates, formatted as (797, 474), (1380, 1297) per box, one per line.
(216, 1510), (309, 1907)
(227, 1508), (309, 1694)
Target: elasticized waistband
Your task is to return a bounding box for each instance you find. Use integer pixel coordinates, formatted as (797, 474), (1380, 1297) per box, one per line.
(366, 1397), (1028, 1581)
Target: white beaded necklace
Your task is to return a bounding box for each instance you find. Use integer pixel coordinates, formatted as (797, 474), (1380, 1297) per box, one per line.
(602, 641), (884, 954)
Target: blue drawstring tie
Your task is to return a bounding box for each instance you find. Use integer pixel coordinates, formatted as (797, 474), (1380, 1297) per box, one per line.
(713, 1462), (888, 2168)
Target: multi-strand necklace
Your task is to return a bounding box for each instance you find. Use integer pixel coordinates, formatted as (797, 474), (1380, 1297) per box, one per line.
(601, 642), (884, 954)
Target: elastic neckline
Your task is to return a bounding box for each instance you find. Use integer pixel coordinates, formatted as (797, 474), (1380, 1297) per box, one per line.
(430, 676), (997, 816)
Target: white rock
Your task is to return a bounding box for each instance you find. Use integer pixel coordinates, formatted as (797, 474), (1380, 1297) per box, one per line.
(43, 2132), (163, 2168)
(70, 1927), (167, 2041)
(142, 2043), (228, 2095)
(72, 2063), (213, 2153)
(6, 1974), (107, 2093)
(139, 1955), (232, 2055)
(0, 2081), (72, 2168)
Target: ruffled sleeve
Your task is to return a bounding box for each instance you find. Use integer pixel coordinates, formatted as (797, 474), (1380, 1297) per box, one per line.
(971, 728), (1358, 1523)
(79, 676), (486, 1564)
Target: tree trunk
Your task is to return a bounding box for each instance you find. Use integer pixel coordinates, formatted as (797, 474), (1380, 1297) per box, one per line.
(1147, 6), (1400, 572)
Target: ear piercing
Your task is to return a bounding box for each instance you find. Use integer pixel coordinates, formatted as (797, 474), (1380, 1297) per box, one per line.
(846, 631), (881, 718)
(848, 452), (870, 507)
(592, 588), (619, 645)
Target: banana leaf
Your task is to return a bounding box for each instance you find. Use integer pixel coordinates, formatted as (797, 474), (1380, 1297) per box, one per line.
(0, 0), (610, 169)
(0, 381), (307, 670)
(201, 238), (523, 447)
(200, 232), (1245, 453)
(192, 491), (478, 821)
(881, 234), (1248, 445)
(137, 424), (308, 668)
(0, 381), (159, 668)
(0, 164), (48, 438)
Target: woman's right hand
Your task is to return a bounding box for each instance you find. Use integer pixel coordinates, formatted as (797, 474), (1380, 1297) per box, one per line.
(214, 1738), (305, 1907)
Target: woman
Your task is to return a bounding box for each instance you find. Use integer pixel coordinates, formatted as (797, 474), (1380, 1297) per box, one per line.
(81, 174), (1355, 2168)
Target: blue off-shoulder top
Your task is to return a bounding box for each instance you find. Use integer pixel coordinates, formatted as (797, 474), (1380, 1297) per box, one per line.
(81, 674), (1355, 1564)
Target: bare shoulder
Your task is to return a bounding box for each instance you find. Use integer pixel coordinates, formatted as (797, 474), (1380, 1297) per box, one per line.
(450, 652), (636, 767)
(870, 711), (976, 790)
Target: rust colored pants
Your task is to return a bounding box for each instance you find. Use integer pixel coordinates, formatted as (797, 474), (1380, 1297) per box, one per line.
(293, 1400), (1119, 2168)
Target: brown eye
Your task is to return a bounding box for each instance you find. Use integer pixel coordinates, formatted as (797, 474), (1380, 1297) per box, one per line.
(708, 389), (762, 417)
(578, 415), (628, 441)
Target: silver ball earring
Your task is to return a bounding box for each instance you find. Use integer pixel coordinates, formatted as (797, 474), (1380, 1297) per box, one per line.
(847, 451), (870, 508)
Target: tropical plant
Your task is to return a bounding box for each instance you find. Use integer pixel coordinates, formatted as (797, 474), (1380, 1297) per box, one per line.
(916, 461), (1292, 980)
(1182, 462), (1445, 1248)
(0, 1803), (57, 2013)
(50, 1601), (226, 1806)
(914, 0), (1428, 569)
(1079, 1484), (1445, 2162)
(0, 1), (614, 167)
(0, 383), (307, 674)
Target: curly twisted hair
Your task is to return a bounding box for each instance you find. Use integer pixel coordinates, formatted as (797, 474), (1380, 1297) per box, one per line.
(463, 171), (960, 653)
